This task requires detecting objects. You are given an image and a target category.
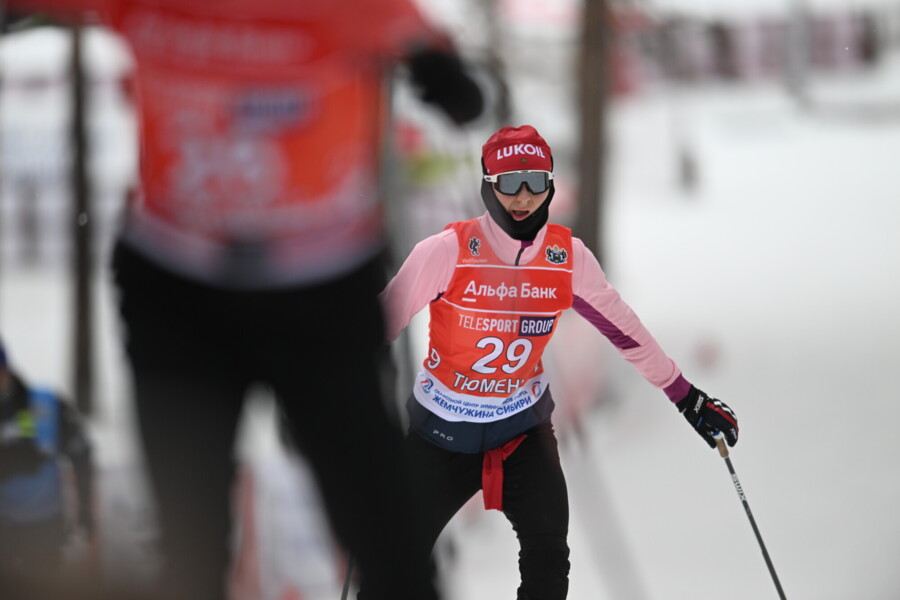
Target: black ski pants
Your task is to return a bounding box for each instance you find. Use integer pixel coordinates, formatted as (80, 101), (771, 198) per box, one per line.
(407, 421), (570, 599)
(113, 242), (437, 600)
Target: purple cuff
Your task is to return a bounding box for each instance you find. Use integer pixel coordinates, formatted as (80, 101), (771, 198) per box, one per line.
(664, 374), (692, 403)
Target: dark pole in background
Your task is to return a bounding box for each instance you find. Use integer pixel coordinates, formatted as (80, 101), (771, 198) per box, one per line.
(574, 0), (611, 266)
(70, 22), (94, 416)
(786, 0), (810, 109)
(484, 0), (512, 125)
(0, 5), (5, 295)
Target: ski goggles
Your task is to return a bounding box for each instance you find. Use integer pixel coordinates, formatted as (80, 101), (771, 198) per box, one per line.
(484, 170), (553, 195)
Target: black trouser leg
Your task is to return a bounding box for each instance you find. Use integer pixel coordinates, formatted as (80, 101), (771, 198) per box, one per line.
(257, 261), (440, 600)
(355, 433), (482, 599)
(394, 422), (570, 600)
(502, 423), (570, 600)
(114, 244), (248, 600)
(131, 363), (245, 600)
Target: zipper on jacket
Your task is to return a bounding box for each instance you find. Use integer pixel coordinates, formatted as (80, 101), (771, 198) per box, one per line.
(515, 239), (534, 266)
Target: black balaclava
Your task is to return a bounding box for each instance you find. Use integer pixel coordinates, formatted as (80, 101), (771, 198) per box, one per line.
(480, 158), (555, 241)
(480, 125), (555, 241)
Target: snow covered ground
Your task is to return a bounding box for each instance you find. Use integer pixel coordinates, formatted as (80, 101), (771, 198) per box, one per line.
(3, 24), (900, 600)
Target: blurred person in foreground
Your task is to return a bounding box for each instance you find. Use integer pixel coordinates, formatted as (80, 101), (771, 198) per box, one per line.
(378, 125), (739, 598)
(5, 1), (484, 599)
(0, 337), (96, 584)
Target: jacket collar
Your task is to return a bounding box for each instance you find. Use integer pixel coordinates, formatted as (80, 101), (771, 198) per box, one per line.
(477, 212), (548, 266)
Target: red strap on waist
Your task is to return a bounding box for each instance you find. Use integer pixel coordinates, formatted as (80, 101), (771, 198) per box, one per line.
(482, 434), (526, 511)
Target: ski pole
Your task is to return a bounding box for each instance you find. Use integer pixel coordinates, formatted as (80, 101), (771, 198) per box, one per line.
(714, 435), (787, 600)
(340, 554), (354, 600)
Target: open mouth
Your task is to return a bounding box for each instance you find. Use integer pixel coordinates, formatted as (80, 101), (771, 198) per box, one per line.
(510, 209), (530, 220)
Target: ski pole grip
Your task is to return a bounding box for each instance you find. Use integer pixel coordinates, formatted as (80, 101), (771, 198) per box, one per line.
(714, 434), (729, 458)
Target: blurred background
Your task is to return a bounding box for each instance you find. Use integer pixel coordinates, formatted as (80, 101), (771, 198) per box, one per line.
(1, 0), (899, 598)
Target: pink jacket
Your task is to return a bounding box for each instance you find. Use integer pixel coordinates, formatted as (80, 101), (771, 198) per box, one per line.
(381, 213), (692, 404)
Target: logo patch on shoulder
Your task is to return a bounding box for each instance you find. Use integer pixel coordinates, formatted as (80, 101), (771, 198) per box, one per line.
(468, 237), (481, 256)
(545, 244), (568, 265)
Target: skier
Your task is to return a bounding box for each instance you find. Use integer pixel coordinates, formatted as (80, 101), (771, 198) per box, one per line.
(377, 125), (739, 598)
(0, 337), (96, 582)
(5, 1), (484, 598)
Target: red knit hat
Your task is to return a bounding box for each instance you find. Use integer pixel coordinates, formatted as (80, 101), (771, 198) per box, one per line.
(482, 125), (552, 175)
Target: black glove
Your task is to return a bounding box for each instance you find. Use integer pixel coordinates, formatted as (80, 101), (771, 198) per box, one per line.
(407, 47), (484, 125)
(676, 386), (738, 448)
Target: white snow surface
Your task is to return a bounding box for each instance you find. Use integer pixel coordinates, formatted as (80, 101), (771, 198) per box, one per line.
(3, 21), (900, 600)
